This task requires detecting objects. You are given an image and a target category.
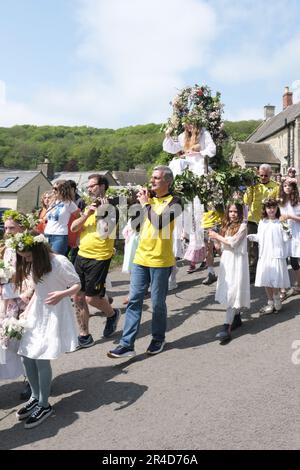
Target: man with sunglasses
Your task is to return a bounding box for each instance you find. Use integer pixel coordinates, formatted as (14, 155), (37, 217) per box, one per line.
(71, 174), (120, 348)
(244, 164), (279, 283)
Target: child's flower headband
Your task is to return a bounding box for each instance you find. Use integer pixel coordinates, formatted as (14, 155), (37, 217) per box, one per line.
(5, 231), (48, 252)
(3, 210), (39, 230)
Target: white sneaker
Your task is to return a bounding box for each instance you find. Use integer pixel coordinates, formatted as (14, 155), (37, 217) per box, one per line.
(260, 302), (274, 315)
(273, 296), (282, 311)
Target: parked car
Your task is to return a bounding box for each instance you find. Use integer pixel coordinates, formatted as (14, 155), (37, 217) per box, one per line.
(0, 208), (10, 238)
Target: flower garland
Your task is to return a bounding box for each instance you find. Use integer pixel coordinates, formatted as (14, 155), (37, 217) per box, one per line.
(172, 165), (258, 209)
(5, 232), (48, 252)
(161, 83), (225, 146)
(3, 210), (39, 230)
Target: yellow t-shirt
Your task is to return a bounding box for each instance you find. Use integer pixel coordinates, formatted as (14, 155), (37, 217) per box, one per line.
(202, 210), (222, 229)
(78, 212), (115, 260)
(133, 194), (180, 268)
(243, 181), (279, 223)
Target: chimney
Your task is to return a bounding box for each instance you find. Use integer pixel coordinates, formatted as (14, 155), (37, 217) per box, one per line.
(283, 86), (293, 110)
(264, 104), (275, 120)
(37, 157), (54, 179)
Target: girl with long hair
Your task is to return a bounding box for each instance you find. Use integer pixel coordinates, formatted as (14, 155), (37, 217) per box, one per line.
(44, 180), (79, 255)
(208, 202), (250, 342)
(279, 177), (300, 298)
(248, 198), (290, 314)
(12, 231), (80, 429)
(163, 121), (216, 273)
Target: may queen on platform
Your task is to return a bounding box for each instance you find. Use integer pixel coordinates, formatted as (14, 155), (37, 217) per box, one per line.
(163, 120), (216, 267)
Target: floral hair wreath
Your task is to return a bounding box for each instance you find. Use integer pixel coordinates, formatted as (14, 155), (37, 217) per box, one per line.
(3, 210), (39, 230)
(261, 197), (282, 206)
(5, 231), (48, 252)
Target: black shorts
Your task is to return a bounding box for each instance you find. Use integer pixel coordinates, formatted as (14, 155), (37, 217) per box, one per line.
(74, 255), (111, 297)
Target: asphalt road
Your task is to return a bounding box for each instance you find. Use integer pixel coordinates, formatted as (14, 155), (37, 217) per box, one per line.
(1, 261), (300, 450)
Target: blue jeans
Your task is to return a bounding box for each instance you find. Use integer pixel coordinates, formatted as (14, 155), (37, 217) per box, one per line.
(45, 234), (68, 255)
(120, 263), (171, 348)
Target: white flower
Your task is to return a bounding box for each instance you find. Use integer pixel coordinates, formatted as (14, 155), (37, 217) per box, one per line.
(33, 234), (47, 244)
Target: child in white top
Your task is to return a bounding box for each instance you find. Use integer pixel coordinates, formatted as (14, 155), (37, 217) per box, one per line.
(279, 177), (300, 297)
(12, 231), (80, 429)
(209, 202), (250, 342)
(247, 198), (290, 314)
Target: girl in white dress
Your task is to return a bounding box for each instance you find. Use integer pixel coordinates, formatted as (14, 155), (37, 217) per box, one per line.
(279, 177), (300, 297)
(247, 198), (290, 315)
(209, 203), (250, 342)
(12, 231), (80, 429)
(163, 123), (216, 273)
(0, 214), (34, 387)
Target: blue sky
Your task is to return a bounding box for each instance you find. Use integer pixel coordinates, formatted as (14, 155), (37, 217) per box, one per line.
(1, 0), (300, 128)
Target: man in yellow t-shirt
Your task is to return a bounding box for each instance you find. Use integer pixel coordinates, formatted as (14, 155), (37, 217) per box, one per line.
(108, 166), (182, 359)
(71, 174), (120, 348)
(243, 164), (279, 282)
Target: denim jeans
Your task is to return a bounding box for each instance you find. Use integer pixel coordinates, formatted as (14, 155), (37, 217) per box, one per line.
(45, 234), (68, 255)
(120, 263), (171, 348)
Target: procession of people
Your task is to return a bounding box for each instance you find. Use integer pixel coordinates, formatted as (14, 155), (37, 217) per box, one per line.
(1, 84), (300, 431)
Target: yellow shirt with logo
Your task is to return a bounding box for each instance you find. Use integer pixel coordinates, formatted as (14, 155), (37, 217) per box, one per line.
(243, 181), (279, 223)
(134, 194), (178, 268)
(78, 212), (115, 260)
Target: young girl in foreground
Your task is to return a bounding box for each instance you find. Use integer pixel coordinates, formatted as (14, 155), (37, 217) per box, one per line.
(279, 177), (300, 298)
(13, 231), (80, 429)
(209, 202), (250, 342)
(247, 198), (290, 314)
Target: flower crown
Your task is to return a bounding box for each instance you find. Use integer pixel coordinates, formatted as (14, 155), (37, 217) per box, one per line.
(5, 232), (48, 252)
(261, 197), (282, 206)
(3, 210), (39, 230)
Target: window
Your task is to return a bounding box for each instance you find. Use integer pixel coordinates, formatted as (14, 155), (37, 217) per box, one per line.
(0, 177), (18, 188)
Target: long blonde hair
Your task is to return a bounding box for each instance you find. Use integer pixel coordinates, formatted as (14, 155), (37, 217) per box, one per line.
(183, 126), (201, 152)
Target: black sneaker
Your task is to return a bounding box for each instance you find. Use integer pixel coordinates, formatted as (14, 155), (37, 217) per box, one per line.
(231, 313), (242, 331)
(102, 308), (121, 338)
(146, 339), (165, 355)
(76, 334), (95, 349)
(24, 405), (53, 429)
(107, 345), (136, 358)
(202, 273), (217, 285)
(215, 324), (231, 341)
(20, 381), (32, 401)
(16, 397), (38, 421)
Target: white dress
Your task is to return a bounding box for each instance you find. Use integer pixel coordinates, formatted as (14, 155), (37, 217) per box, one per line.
(18, 255), (80, 360)
(215, 223), (250, 309)
(164, 129), (216, 262)
(248, 219), (290, 288)
(280, 202), (300, 257)
(0, 248), (26, 381)
(168, 158), (189, 259)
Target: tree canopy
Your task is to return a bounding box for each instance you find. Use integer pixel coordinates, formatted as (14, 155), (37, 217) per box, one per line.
(0, 120), (261, 173)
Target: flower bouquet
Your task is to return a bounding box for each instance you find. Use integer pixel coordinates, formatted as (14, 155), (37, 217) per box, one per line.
(0, 259), (15, 283)
(0, 316), (27, 349)
(280, 220), (292, 239)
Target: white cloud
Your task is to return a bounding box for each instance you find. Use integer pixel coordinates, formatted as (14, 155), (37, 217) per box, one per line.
(209, 0), (300, 83)
(0, 0), (217, 127)
(214, 34), (300, 84)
